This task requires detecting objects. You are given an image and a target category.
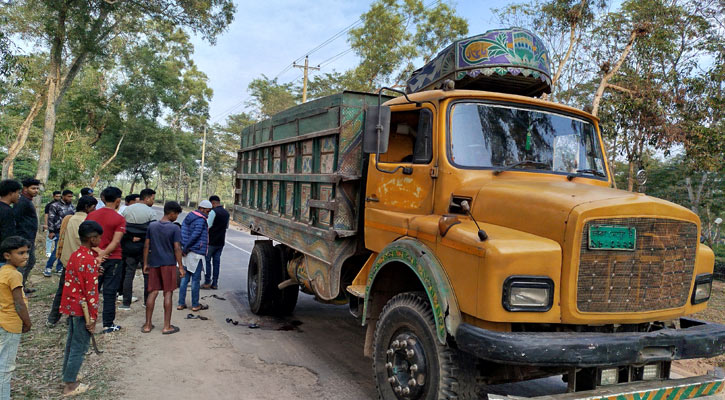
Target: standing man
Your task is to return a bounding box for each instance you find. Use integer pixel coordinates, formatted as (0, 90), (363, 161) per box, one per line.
(86, 187), (125, 333)
(119, 188), (156, 310)
(43, 191), (61, 257)
(44, 190), (74, 277)
(0, 180), (21, 254)
(46, 196), (98, 327)
(202, 195), (229, 290)
(14, 179), (40, 290)
(118, 194), (139, 215)
(178, 200), (211, 312)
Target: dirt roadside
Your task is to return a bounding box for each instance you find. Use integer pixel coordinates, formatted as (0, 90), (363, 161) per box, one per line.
(109, 283), (321, 400)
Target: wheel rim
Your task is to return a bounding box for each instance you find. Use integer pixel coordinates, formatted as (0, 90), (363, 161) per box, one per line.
(384, 331), (427, 399)
(248, 259), (259, 302)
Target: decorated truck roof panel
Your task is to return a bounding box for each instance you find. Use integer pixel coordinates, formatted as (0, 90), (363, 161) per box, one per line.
(406, 27), (552, 97)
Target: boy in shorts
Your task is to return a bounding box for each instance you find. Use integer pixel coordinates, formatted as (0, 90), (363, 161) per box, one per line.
(142, 201), (185, 335)
(0, 236), (32, 399)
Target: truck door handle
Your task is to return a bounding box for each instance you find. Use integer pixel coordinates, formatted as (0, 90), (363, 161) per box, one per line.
(402, 167), (413, 175)
(365, 196), (379, 203)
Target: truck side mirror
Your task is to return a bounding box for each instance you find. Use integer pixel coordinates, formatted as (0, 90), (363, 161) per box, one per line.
(364, 105), (391, 154)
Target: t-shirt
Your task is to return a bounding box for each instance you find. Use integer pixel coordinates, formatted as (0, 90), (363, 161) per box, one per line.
(0, 202), (17, 249)
(122, 203), (157, 224)
(59, 212), (88, 266)
(86, 207), (126, 260)
(147, 221), (182, 267)
(60, 246), (100, 321)
(44, 200), (56, 215)
(14, 194), (38, 242)
(0, 264), (26, 333)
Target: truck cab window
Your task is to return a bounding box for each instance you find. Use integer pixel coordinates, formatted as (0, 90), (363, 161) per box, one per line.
(379, 109), (432, 164)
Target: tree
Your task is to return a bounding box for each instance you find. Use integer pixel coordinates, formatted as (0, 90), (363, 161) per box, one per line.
(247, 76), (299, 119)
(0, 0), (235, 187)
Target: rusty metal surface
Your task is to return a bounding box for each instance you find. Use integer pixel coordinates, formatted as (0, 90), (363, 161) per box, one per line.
(577, 218), (698, 313)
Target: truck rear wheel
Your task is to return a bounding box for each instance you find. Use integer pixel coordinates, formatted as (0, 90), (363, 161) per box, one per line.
(273, 244), (299, 316)
(373, 292), (478, 400)
(247, 241), (280, 315)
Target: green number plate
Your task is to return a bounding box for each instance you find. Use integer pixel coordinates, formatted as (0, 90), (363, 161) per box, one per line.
(588, 225), (636, 251)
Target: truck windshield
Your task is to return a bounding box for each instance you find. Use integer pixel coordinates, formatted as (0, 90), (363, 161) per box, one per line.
(449, 102), (606, 178)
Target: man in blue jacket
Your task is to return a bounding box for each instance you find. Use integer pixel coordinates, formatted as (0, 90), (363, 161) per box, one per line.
(178, 200), (212, 312)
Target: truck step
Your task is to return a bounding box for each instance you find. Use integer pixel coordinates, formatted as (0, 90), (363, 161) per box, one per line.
(346, 285), (365, 298)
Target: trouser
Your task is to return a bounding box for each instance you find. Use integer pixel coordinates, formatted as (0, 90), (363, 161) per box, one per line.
(0, 327), (20, 400)
(98, 260), (122, 327)
(122, 255), (143, 306)
(61, 316), (90, 383)
(45, 235), (60, 272)
(47, 267), (66, 325)
(178, 260), (203, 308)
(17, 242), (35, 286)
(45, 234), (53, 255)
(204, 245), (224, 286)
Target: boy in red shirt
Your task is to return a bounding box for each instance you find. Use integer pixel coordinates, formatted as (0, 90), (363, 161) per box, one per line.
(60, 221), (102, 397)
(85, 187), (126, 333)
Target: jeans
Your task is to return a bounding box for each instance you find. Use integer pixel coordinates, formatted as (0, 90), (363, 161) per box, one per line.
(61, 316), (90, 383)
(98, 259), (122, 327)
(17, 243), (35, 286)
(47, 267), (66, 325)
(45, 234), (53, 255)
(0, 327), (20, 400)
(44, 235), (63, 272)
(178, 260), (203, 308)
(204, 245), (224, 286)
(122, 255), (142, 306)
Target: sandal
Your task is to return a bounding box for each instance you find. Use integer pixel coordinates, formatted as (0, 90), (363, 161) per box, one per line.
(191, 304), (209, 312)
(63, 383), (91, 397)
(176, 305), (187, 310)
(141, 324), (154, 333)
(162, 325), (180, 335)
(185, 313), (209, 320)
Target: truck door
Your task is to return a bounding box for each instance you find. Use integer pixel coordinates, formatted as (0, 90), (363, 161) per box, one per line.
(364, 105), (436, 252)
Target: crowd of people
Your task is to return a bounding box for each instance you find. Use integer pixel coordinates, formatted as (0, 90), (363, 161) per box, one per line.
(0, 178), (230, 398)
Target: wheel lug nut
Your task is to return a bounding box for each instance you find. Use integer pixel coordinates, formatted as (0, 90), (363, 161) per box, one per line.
(394, 385), (402, 394)
(385, 362), (393, 370)
(408, 378), (417, 386)
(392, 340), (400, 349)
(407, 339), (416, 347)
(405, 349), (415, 358)
(410, 364), (418, 373)
(386, 349), (394, 355)
(402, 387), (411, 395)
(388, 377), (396, 383)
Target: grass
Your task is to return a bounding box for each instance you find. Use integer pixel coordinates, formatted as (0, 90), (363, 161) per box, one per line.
(691, 280), (725, 369)
(10, 244), (122, 399)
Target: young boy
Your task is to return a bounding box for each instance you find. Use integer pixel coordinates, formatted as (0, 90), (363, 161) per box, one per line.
(143, 201), (185, 335)
(59, 221), (103, 397)
(0, 236), (32, 399)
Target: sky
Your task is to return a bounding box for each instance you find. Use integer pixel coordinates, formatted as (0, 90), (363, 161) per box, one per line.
(190, 0), (522, 124)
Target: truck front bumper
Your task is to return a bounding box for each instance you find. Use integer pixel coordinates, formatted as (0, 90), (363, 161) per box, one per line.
(456, 318), (725, 367)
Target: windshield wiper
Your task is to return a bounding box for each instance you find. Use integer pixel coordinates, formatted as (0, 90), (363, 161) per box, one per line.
(493, 160), (550, 175)
(567, 169), (606, 180)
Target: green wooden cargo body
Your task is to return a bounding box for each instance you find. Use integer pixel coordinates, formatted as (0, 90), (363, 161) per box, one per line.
(234, 91), (389, 300)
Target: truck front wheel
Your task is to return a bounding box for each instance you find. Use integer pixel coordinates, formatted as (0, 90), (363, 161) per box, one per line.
(247, 240), (279, 315)
(373, 292), (478, 400)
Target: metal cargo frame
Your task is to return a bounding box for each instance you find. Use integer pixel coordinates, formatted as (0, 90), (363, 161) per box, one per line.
(234, 91), (390, 300)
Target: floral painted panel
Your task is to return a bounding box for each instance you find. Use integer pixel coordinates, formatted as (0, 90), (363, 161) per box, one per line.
(318, 184), (333, 226)
(286, 144), (296, 174)
(300, 183), (311, 222)
(271, 182), (280, 214)
(273, 146), (281, 173)
(285, 183), (294, 217)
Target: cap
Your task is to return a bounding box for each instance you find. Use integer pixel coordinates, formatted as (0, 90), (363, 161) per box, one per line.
(199, 200), (213, 209)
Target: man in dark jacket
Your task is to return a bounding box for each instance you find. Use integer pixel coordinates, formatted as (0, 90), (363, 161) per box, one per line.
(14, 178), (40, 288)
(44, 189), (74, 276)
(0, 179), (21, 257)
(202, 195), (229, 290)
(178, 200), (211, 311)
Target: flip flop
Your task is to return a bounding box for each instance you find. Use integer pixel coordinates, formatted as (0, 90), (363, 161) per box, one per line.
(63, 383), (91, 397)
(185, 314), (209, 320)
(191, 304), (209, 312)
(176, 305), (187, 310)
(141, 324), (154, 333)
(162, 325), (180, 335)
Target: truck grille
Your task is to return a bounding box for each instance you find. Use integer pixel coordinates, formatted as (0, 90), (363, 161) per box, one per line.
(577, 218), (698, 313)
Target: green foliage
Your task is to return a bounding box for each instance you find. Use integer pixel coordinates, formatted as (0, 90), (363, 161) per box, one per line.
(247, 75), (300, 119)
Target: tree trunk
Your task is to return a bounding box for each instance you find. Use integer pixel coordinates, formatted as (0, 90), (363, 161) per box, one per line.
(90, 133), (125, 189)
(550, 22), (579, 95)
(627, 160), (635, 192)
(1, 86), (47, 179)
(685, 173), (708, 217)
(591, 29), (639, 117)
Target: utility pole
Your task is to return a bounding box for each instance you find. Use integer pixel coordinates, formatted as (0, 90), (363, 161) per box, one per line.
(293, 55), (320, 103)
(197, 125), (208, 205)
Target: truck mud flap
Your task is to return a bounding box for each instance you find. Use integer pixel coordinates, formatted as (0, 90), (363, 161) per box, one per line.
(488, 370), (724, 400)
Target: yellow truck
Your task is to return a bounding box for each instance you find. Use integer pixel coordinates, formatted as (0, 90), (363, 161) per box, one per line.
(234, 28), (725, 399)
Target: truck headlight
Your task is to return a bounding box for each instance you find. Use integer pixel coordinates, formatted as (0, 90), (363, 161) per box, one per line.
(692, 274), (713, 305)
(503, 276), (554, 312)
